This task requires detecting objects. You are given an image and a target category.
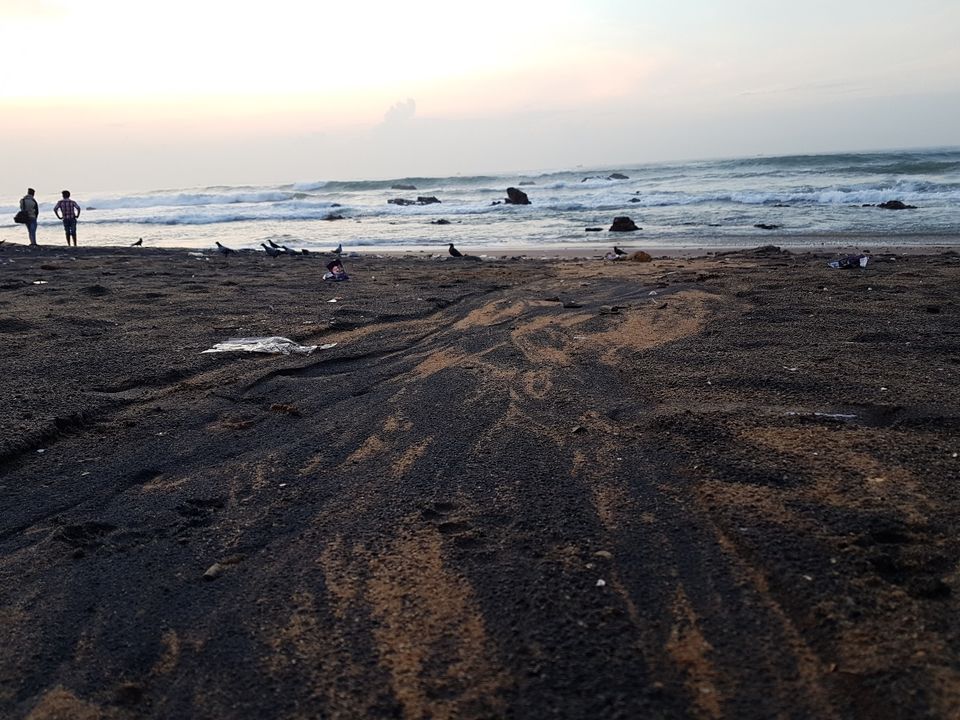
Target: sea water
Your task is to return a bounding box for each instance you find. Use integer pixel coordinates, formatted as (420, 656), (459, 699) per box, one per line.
(3, 148), (958, 252)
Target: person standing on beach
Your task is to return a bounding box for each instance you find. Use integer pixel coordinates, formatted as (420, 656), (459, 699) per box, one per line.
(53, 190), (81, 246)
(19, 188), (39, 246)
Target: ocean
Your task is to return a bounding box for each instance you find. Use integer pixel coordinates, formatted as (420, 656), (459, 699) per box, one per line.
(3, 148), (959, 252)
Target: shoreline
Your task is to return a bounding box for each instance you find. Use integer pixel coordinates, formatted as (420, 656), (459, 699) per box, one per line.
(2, 233), (959, 259)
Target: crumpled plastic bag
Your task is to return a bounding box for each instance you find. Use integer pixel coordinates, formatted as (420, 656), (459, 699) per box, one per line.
(829, 255), (869, 269)
(202, 336), (334, 355)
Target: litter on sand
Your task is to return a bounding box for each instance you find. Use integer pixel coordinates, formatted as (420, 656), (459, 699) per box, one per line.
(324, 259), (349, 281)
(202, 337), (335, 355)
(829, 255), (869, 269)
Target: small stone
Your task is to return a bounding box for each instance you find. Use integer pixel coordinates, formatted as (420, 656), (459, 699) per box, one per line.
(594, 550), (613, 560)
(203, 563), (224, 580)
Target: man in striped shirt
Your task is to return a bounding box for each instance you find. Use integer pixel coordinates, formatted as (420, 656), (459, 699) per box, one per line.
(53, 189), (81, 246)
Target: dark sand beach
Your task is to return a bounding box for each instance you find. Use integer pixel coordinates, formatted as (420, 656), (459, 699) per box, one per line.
(1, 244), (959, 719)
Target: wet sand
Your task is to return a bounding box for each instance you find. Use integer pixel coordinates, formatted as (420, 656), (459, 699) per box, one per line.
(1, 244), (959, 719)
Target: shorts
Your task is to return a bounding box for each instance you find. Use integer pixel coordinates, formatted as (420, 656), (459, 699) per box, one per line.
(62, 218), (77, 234)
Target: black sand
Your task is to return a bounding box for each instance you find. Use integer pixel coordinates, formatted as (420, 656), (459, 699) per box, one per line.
(1, 245), (959, 719)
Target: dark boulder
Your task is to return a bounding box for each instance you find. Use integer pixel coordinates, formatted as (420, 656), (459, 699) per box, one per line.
(608, 173), (629, 180)
(629, 197), (642, 203)
(391, 184), (417, 190)
(518, 181), (536, 186)
(417, 196), (441, 205)
(754, 223), (780, 230)
(585, 227), (603, 232)
(504, 187), (531, 205)
(878, 200), (917, 210)
(388, 198), (416, 206)
(324, 213), (345, 221)
(431, 219), (451, 225)
(609, 216), (640, 232)
(581, 176), (603, 182)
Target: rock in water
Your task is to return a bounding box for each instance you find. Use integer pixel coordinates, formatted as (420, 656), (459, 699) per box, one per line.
(504, 187), (531, 205)
(878, 200), (917, 210)
(609, 216), (640, 232)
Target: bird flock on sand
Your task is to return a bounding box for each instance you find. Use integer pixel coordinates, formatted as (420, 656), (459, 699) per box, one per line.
(208, 240), (473, 260)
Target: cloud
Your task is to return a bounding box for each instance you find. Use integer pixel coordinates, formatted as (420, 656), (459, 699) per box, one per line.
(382, 98), (416, 125)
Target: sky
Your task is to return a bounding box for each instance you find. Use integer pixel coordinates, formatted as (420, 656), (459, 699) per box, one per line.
(2, 0), (959, 194)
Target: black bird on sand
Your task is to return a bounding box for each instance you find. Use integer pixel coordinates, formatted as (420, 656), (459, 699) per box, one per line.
(261, 243), (284, 258)
(268, 239), (283, 249)
(448, 243), (463, 258)
(332, 243), (342, 255)
(131, 238), (143, 247)
(215, 241), (236, 256)
(613, 246), (628, 256)
(301, 248), (312, 255)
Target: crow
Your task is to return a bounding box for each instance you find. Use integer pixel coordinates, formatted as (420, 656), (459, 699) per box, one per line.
(448, 243), (463, 258)
(301, 248), (312, 255)
(613, 246), (628, 256)
(131, 238), (142, 247)
(332, 243), (342, 255)
(268, 239), (283, 249)
(216, 241), (236, 256)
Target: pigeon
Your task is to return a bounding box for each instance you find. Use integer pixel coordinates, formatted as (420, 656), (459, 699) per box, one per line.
(332, 243), (342, 255)
(301, 248), (312, 255)
(268, 239), (283, 249)
(216, 241), (236, 256)
(261, 243), (284, 258)
(281, 245), (293, 253)
(613, 246), (628, 256)
(131, 238), (142, 247)
(448, 243), (463, 258)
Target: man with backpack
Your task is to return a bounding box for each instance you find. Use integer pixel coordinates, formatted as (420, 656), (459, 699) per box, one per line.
(19, 188), (39, 246)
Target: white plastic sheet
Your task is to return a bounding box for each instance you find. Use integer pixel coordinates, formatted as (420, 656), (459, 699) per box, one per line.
(202, 337), (335, 355)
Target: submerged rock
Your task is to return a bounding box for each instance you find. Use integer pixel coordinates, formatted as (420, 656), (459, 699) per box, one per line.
(878, 200), (917, 210)
(389, 196), (441, 206)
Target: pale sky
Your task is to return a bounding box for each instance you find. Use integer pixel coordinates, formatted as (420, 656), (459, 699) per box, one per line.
(2, 0), (958, 195)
